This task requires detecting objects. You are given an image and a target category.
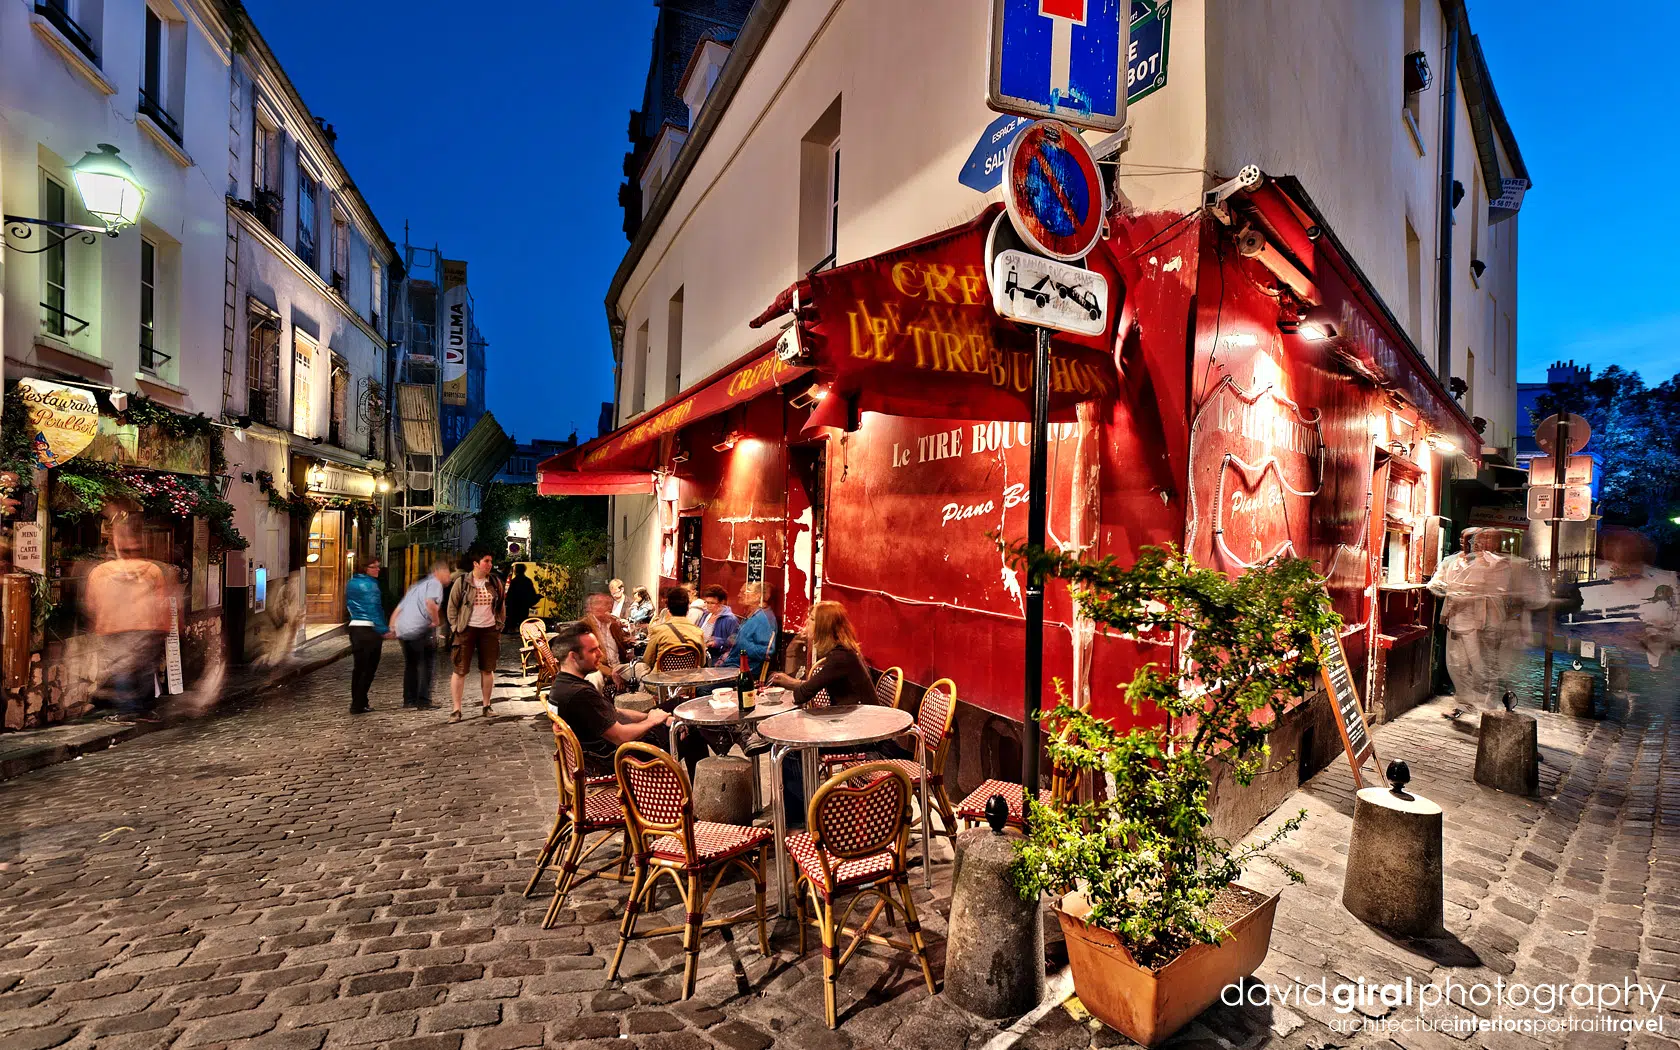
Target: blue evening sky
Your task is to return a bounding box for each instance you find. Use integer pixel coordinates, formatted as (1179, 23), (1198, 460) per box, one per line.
(245, 0), (1677, 446)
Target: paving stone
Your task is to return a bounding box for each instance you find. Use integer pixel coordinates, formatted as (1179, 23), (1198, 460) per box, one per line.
(176, 1010), (281, 1045)
(708, 1020), (774, 1050)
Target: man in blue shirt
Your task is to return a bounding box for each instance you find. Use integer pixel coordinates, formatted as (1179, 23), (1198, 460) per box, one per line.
(345, 557), (393, 713)
(723, 583), (777, 678)
(392, 559), (451, 708)
(698, 585), (740, 665)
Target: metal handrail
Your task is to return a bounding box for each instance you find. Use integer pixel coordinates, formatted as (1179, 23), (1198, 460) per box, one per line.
(140, 341), (173, 372)
(40, 301), (90, 337)
(138, 87), (182, 143)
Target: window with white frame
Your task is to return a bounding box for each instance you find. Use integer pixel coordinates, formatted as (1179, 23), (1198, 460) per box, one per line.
(140, 5), (183, 143)
(297, 168), (318, 268)
(246, 301), (282, 426)
(330, 206), (349, 294)
(42, 174), (70, 337)
(253, 113), (282, 236)
(799, 98), (842, 273)
(369, 260), (384, 330)
(140, 238), (160, 371)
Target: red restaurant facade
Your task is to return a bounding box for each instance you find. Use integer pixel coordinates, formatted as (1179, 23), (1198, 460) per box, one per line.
(541, 176), (1480, 825)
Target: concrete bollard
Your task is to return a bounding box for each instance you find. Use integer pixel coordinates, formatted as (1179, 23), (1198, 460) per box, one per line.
(615, 691), (657, 715)
(1342, 787), (1444, 937)
(1474, 710), (1540, 796)
(944, 827), (1044, 1019)
(1558, 671), (1596, 718)
(691, 755), (754, 825)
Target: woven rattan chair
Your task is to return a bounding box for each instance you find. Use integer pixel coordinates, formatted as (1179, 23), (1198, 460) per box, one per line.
(607, 742), (773, 998)
(518, 617), (547, 676)
(819, 667), (905, 773)
(787, 762), (936, 1028)
(835, 678), (960, 846)
(526, 714), (631, 928)
(653, 644), (705, 673)
(528, 631), (560, 700)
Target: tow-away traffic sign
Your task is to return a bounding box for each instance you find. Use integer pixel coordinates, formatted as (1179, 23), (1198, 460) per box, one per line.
(990, 249), (1109, 336)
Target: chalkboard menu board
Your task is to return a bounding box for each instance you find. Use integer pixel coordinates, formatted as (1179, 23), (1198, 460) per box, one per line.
(747, 539), (766, 584)
(1312, 625), (1379, 787)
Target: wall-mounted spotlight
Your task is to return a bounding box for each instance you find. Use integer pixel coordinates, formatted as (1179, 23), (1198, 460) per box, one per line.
(712, 431), (741, 453)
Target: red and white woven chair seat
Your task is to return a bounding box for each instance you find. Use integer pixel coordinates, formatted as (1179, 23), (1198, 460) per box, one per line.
(785, 832), (898, 897)
(953, 780), (1054, 826)
(583, 772), (617, 787)
(836, 756), (937, 787)
(648, 821), (773, 866)
(578, 789), (627, 829)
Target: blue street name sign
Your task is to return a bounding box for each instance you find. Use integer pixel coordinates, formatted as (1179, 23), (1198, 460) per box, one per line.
(958, 114), (1033, 194)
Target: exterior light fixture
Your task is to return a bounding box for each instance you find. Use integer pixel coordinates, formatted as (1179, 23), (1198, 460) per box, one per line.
(1297, 309), (1340, 342)
(4, 144), (146, 253)
(376, 477), (391, 493)
(712, 431), (740, 453)
(306, 464), (327, 489)
(1427, 435), (1458, 454)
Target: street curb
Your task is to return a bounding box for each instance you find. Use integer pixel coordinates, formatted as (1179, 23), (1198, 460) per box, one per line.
(0, 646), (352, 783)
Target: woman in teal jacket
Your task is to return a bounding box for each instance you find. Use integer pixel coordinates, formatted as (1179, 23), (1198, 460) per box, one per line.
(345, 557), (392, 713)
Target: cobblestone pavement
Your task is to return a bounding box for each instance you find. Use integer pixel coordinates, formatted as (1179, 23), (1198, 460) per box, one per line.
(0, 641), (1674, 1050)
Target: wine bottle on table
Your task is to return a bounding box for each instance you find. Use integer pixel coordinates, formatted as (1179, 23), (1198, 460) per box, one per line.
(738, 652), (756, 710)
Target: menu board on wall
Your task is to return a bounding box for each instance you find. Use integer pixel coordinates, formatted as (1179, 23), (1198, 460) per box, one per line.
(191, 518), (209, 612)
(746, 539), (765, 584)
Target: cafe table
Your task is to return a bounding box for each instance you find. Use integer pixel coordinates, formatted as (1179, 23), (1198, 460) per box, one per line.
(669, 687), (800, 811)
(639, 666), (738, 709)
(756, 704), (927, 913)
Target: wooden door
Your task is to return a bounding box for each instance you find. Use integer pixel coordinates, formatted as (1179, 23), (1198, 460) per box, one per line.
(305, 510), (343, 623)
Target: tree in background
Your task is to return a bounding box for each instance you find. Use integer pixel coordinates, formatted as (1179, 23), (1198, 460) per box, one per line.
(1538, 366), (1680, 567)
(475, 483), (608, 620)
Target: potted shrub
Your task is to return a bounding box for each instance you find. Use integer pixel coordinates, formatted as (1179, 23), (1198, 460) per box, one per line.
(1008, 544), (1338, 1046)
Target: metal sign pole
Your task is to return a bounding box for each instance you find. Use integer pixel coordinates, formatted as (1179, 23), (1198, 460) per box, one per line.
(1540, 412), (1568, 711)
(1023, 325), (1051, 807)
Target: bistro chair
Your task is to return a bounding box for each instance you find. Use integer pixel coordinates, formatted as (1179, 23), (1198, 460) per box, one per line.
(836, 678), (960, 847)
(787, 762), (937, 1029)
(819, 667), (905, 773)
(608, 742), (773, 999)
(653, 644), (705, 673)
(527, 714), (631, 928)
(954, 721), (1081, 832)
(528, 631), (561, 700)
(518, 617), (548, 676)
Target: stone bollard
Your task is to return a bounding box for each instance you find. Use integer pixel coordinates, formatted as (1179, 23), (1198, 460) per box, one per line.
(1474, 710), (1539, 796)
(615, 691), (657, 715)
(691, 755), (754, 825)
(1558, 671), (1596, 718)
(1342, 787), (1444, 937)
(944, 827), (1044, 1019)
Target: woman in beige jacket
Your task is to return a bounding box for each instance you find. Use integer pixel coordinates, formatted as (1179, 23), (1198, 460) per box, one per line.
(446, 553), (506, 722)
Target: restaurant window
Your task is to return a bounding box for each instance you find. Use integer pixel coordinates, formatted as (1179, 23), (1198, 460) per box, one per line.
(297, 167), (318, 268)
(665, 287), (684, 401)
(253, 114), (282, 235)
(799, 97), (842, 273)
(42, 174), (69, 337)
(247, 302), (281, 425)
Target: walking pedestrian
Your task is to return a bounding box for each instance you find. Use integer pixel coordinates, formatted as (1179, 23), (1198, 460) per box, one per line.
(345, 557), (394, 713)
(393, 559), (451, 708)
(85, 509), (175, 724)
(447, 551), (505, 722)
(505, 563), (538, 632)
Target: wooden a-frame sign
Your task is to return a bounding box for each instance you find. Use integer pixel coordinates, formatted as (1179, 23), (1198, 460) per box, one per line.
(1310, 624), (1381, 788)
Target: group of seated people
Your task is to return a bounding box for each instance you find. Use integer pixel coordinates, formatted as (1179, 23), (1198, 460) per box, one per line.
(547, 589), (896, 822)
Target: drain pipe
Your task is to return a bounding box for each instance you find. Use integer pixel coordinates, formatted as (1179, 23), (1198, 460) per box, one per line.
(1434, 9), (1460, 380)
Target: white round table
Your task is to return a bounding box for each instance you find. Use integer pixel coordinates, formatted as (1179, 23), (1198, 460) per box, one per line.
(757, 704), (929, 911)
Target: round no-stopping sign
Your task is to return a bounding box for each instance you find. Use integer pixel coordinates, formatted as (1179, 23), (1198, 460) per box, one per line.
(1002, 119), (1106, 262)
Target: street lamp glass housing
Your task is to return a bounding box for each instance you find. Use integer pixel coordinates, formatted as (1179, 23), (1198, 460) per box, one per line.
(71, 145), (145, 233)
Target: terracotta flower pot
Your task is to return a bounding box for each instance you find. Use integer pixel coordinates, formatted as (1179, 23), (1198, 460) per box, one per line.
(1055, 885), (1281, 1047)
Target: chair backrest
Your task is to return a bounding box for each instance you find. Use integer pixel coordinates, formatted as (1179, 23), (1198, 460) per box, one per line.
(520, 618), (547, 645)
(916, 679), (959, 771)
(654, 645), (703, 672)
(806, 688), (832, 709)
(1043, 714), (1082, 809)
(532, 633), (560, 687)
(807, 762), (912, 884)
(614, 742), (698, 866)
(547, 712), (587, 822)
(873, 667), (904, 709)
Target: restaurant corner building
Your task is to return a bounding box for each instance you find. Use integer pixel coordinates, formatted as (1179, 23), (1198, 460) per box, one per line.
(542, 0), (1524, 836)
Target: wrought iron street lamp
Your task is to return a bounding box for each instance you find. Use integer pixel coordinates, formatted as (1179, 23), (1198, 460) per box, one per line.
(4, 144), (145, 254)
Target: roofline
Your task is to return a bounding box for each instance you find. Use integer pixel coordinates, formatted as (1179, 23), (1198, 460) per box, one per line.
(635, 121), (691, 185)
(604, 0), (791, 328)
(1471, 35), (1529, 184)
(676, 31), (734, 101)
(225, 1), (401, 268)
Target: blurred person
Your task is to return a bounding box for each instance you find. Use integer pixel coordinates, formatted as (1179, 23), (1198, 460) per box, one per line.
(345, 557), (394, 714)
(85, 511), (175, 724)
(582, 592), (634, 690)
(636, 587), (705, 675)
(504, 563), (538, 633)
(447, 551), (505, 722)
(1639, 584), (1678, 669)
(697, 584), (739, 664)
(609, 578), (626, 618)
(723, 583), (778, 679)
(393, 559), (451, 708)
(1427, 528), (1546, 716)
(626, 586), (654, 624)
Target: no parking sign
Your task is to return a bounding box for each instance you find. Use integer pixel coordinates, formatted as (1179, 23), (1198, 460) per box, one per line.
(1001, 119), (1106, 261)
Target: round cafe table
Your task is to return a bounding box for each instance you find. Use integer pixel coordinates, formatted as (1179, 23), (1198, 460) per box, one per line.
(639, 666), (738, 709)
(670, 687), (799, 813)
(756, 705), (927, 913)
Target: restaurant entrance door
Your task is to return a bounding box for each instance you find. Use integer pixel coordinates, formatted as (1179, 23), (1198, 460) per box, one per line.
(305, 509), (345, 625)
(677, 513), (702, 590)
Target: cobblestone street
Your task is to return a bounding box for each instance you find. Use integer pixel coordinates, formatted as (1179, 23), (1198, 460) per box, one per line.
(0, 643), (1675, 1050)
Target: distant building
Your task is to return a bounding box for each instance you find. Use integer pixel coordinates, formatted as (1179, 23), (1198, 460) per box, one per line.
(1514, 361), (1600, 579)
(496, 436), (578, 486)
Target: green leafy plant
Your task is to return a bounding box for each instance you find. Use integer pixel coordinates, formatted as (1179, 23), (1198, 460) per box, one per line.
(1008, 543), (1338, 968)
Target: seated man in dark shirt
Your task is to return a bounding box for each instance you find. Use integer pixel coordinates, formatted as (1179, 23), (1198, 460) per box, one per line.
(547, 620), (672, 775)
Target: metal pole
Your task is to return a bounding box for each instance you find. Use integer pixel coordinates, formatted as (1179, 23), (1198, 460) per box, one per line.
(1540, 413), (1567, 711)
(1023, 326), (1051, 803)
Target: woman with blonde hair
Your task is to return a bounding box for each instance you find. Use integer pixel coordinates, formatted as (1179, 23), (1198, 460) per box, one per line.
(770, 600), (873, 706)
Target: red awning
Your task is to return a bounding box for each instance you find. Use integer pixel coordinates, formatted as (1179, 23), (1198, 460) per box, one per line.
(751, 203), (1122, 431)
(534, 469), (656, 497)
(536, 335), (811, 480)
